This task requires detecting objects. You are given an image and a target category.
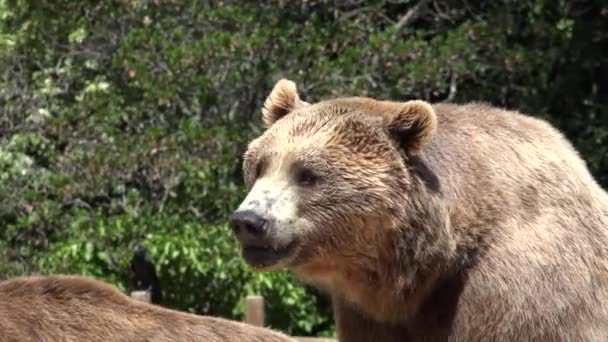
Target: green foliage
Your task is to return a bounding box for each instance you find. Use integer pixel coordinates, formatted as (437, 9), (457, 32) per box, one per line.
(32, 211), (332, 334)
(0, 0), (605, 337)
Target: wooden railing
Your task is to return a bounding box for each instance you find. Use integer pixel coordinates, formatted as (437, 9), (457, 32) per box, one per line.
(130, 291), (336, 342)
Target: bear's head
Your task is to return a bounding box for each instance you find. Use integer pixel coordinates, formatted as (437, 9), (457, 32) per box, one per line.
(230, 79), (443, 283)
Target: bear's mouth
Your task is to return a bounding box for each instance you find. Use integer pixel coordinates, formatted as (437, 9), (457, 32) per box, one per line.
(240, 240), (299, 269)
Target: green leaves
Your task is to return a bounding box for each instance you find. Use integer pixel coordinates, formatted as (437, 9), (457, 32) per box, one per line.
(28, 208), (331, 334)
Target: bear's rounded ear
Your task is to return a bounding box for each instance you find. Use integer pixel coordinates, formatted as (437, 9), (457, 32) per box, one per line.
(261, 79), (308, 127)
(386, 100), (437, 153)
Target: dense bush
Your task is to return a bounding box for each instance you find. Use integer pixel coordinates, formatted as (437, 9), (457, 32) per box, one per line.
(0, 0), (606, 337)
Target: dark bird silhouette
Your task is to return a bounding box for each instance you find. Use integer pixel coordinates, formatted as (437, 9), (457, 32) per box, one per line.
(130, 244), (162, 305)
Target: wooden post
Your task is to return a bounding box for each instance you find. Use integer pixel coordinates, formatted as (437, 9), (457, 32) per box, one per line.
(130, 290), (151, 303)
(244, 295), (265, 327)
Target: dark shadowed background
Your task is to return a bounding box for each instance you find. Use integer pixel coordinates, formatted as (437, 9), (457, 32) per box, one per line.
(0, 0), (606, 337)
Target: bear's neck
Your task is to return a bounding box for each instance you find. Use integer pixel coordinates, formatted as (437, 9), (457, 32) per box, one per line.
(294, 175), (457, 323)
(294, 243), (445, 323)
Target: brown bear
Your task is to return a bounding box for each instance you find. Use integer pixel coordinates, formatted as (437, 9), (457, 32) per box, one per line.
(229, 79), (608, 341)
(0, 274), (296, 342)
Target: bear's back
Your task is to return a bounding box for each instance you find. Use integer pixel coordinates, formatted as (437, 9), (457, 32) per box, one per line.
(426, 102), (606, 220)
(415, 102), (608, 340)
(0, 275), (296, 342)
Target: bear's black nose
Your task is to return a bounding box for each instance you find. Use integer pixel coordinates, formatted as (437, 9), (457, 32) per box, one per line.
(230, 210), (268, 242)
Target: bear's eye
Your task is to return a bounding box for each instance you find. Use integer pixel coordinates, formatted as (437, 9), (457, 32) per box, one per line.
(254, 160), (265, 180)
(294, 167), (318, 187)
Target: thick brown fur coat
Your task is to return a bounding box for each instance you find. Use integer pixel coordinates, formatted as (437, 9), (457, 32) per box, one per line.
(236, 79), (608, 341)
(0, 275), (295, 342)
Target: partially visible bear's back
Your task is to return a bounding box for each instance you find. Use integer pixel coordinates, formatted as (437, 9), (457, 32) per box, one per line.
(0, 275), (296, 342)
(415, 103), (608, 341)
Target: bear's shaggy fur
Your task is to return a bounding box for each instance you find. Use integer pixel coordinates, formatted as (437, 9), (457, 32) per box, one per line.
(232, 79), (608, 341)
(0, 275), (295, 342)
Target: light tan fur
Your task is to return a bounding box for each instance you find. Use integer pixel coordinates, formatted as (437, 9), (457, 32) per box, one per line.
(262, 79), (308, 127)
(0, 275), (296, 342)
(236, 79), (608, 341)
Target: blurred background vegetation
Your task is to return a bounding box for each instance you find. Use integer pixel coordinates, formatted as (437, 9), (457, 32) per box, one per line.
(0, 0), (606, 337)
